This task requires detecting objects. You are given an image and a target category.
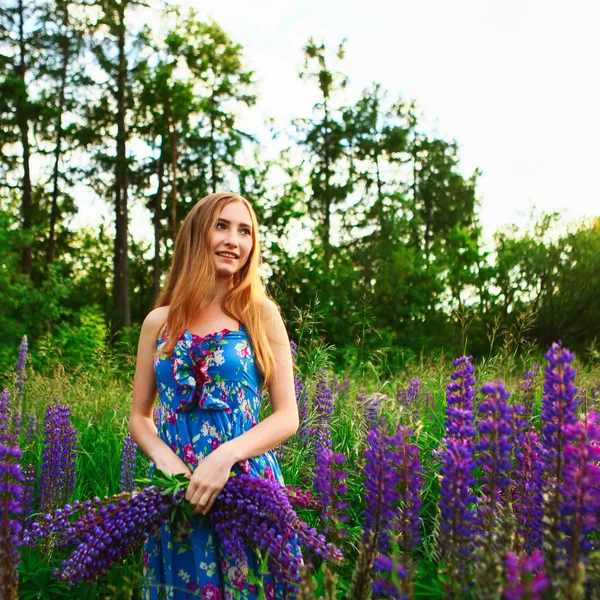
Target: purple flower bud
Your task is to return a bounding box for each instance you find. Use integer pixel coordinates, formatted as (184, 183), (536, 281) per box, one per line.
(119, 433), (138, 493)
(39, 402), (77, 513)
(0, 442), (24, 599)
(559, 410), (600, 567)
(437, 356), (477, 596)
(504, 551), (549, 600)
(15, 336), (28, 398)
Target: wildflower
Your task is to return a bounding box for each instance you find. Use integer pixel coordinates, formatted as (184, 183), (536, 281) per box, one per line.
(15, 335), (27, 401)
(437, 356), (478, 597)
(559, 411), (600, 568)
(476, 381), (513, 536)
(312, 428), (349, 542)
(39, 403), (78, 513)
(350, 421), (421, 600)
(520, 368), (537, 423)
(25, 473), (341, 593)
(540, 342), (579, 574)
(371, 555), (407, 599)
(120, 432), (138, 493)
(503, 551), (549, 600)
(512, 431), (544, 554)
(0, 443), (24, 600)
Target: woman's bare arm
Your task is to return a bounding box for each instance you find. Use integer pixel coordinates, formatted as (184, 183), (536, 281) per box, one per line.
(220, 298), (299, 464)
(128, 307), (191, 477)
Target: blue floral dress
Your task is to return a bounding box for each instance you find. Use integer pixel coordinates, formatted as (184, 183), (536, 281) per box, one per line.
(142, 323), (288, 600)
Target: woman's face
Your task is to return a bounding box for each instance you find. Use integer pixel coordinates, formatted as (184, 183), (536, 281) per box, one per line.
(210, 201), (254, 278)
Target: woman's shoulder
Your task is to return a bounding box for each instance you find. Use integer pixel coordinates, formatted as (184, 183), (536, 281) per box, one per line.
(260, 297), (281, 319)
(142, 306), (170, 339)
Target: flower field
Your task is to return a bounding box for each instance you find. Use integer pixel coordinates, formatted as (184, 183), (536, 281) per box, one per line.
(1, 337), (600, 599)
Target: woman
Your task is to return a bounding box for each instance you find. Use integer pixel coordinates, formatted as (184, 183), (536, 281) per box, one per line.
(129, 192), (299, 599)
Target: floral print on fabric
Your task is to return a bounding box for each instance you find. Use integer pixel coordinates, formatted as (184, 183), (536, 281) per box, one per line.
(142, 323), (291, 600)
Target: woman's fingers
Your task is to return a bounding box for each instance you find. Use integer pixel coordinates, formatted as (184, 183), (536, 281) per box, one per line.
(194, 491), (213, 515)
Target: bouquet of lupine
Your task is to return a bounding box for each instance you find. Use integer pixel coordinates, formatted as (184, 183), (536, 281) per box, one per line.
(22, 469), (342, 594)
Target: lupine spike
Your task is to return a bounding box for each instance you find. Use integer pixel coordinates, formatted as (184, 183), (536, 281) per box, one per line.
(473, 380), (514, 597)
(437, 356), (478, 598)
(512, 431), (544, 554)
(558, 410), (600, 589)
(312, 426), (349, 544)
(15, 335), (27, 401)
(39, 402), (78, 513)
(119, 432), (138, 493)
(503, 551), (550, 600)
(0, 443), (25, 600)
(350, 419), (407, 600)
(540, 342), (579, 578)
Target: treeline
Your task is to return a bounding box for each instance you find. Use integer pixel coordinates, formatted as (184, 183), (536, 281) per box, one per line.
(0, 0), (598, 375)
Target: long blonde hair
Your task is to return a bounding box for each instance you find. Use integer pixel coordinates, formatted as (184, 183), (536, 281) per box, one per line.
(154, 192), (276, 389)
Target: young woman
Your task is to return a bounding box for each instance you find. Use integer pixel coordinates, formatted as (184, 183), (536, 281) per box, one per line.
(129, 192), (299, 599)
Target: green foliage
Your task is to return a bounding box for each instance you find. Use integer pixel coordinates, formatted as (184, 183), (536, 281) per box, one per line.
(32, 305), (108, 374)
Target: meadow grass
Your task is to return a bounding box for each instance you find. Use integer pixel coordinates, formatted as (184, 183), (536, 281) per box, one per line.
(6, 339), (600, 599)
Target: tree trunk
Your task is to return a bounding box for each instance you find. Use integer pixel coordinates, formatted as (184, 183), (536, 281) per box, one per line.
(46, 0), (70, 265)
(170, 125), (178, 240)
(17, 0), (33, 275)
(209, 89), (217, 193)
(152, 132), (166, 300)
(322, 97), (332, 270)
(112, 0), (130, 331)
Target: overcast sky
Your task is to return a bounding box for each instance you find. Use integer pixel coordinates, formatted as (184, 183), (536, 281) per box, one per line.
(84, 0), (600, 245)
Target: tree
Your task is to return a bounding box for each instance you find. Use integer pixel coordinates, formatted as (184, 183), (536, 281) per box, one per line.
(84, 0), (146, 332)
(295, 38), (352, 271)
(0, 0), (43, 275)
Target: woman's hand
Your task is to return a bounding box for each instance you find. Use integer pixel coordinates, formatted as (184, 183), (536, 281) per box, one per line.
(185, 446), (236, 515)
(154, 451), (193, 479)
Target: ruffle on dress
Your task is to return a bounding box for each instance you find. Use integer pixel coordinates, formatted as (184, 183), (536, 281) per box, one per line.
(165, 328), (237, 413)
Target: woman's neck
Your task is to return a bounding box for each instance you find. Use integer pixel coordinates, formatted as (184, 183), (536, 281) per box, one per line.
(209, 276), (234, 305)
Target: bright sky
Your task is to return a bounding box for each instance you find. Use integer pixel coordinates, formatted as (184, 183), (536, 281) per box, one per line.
(82, 0), (600, 245)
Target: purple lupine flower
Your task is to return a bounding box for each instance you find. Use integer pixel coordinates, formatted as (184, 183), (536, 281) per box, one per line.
(30, 487), (181, 586)
(25, 474), (341, 591)
(392, 426), (423, 555)
(396, 378), (421, 422)
(210, 474), (342, 595)
(512, 431), (544, 554)
(475, 381), (513, 539)
(445, 356), (477, 441)
(0, 443), (25, 600)
(296, 374), (310, 445)
(360, 391), (385, 427)
(541, 343), (579, 478)
(152, 405), (160, 429)
(349, 422), (402, 600)
(120, 433), (138, 493)
(520, 368), (537, 423)
(15, 335), (27, 401)
(559, 410), (600, 568)
(437, 356), (478, 597)
(503, 551), (549, 600)
(0, 389), (11, 445)
(290, 340), (298, 363)
(39, 402), (78, 513)
(371, 555), (407, 599)
(312, 428), (349, 542)
(21, 463), (36, 530)
(26, 412), (38, 446)
(381, 425), (423, 598)
(310, 370), (334, 455)
(277, 341), (307, 458)
(540, 342), (579, 573)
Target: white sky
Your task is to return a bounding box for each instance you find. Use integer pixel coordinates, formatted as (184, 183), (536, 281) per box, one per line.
(80, 0), (600, 245)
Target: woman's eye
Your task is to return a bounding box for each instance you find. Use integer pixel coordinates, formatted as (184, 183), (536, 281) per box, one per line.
(216, 222), (226, 229)
(242, 228), (251, 235)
